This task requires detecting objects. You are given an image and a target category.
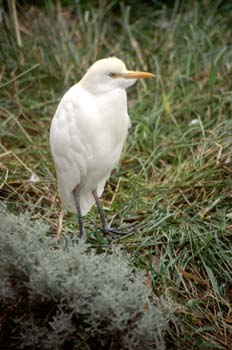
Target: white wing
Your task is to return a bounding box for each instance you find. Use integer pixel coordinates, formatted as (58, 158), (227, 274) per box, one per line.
(50, 84), (95, 212)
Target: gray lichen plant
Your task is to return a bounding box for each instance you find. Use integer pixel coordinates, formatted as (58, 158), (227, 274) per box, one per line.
(0, 208), (171, 350)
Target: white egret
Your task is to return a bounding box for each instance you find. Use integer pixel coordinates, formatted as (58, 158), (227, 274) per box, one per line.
(50, 57), (155, 238)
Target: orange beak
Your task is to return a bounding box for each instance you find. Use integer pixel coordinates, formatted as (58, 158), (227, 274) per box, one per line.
(116, 71), (155, 79)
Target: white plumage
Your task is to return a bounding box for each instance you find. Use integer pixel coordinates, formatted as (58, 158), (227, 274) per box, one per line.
(50, 57), (154, 236)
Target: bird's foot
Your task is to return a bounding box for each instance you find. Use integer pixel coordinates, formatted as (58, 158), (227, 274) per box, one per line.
(101, 225), (134, 238)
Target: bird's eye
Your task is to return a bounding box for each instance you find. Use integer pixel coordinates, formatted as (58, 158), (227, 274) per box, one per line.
(109, 73), (116, 78)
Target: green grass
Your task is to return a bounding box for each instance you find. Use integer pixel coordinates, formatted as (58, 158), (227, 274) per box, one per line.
(0, 0), (232, 348)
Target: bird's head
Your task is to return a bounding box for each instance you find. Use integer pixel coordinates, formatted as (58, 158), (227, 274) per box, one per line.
(80, 57), (155, 94)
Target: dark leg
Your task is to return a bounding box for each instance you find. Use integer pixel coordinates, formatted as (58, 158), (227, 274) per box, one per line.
(92, 189), (127, 237)
(92, 189), (108, 232)
(73, 186), (85, 238)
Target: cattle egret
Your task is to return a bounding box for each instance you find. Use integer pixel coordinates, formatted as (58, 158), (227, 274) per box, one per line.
(50, 57), (155, 238)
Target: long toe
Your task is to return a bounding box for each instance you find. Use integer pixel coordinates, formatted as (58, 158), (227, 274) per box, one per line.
(101, 226), (134, 237)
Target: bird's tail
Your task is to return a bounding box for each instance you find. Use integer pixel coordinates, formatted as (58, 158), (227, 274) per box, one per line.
(69, 190), (94, 216)
(70, 187), (105, 216)
(60, 178), (107, 216)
